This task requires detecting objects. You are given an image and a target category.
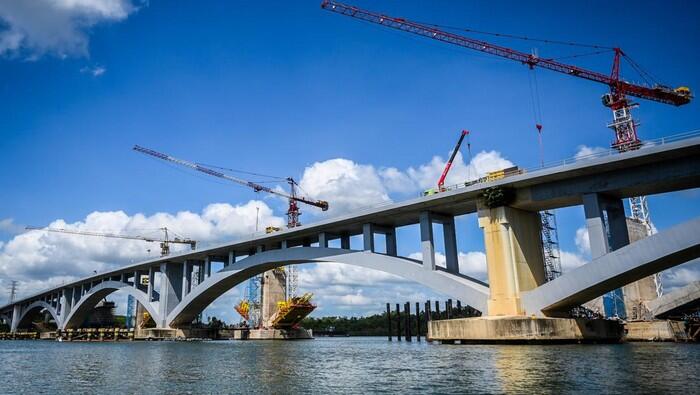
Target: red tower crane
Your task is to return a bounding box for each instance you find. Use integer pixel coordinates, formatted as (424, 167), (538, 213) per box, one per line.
(133, 145), (328, 228)
(320, 1), (692, 151)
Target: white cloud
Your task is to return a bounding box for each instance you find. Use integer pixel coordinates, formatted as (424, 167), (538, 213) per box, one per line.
(0, 200), (284, 299)
(379, 167), (416, 194)
(575, 145), (607, 160)
(575, 226), (590, 255)
(408, 250), (488, 282)
(559, 250), (587, 272)
(298, 149), (513, 217)
(661, 259), (700, 291)
(298, 262), (404, 288)
(0, 0), (138, 59)
(80, 64), (105, 76)
(407, 150), (513, 190)
(298, 158), (391, 216)
(0, 218), (25, 235)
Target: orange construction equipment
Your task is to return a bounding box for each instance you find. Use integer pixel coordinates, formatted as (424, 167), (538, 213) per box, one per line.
(269, 293), (316, 329)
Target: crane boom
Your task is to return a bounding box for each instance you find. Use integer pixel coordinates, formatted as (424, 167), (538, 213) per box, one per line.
(320, 1), (691, 107)
(25, 226), (197, 256)
(437, 130), (468, 191)
(133, 145), (329, 212)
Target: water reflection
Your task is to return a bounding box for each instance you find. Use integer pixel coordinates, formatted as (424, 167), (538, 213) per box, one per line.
(0, 338), (696, 394)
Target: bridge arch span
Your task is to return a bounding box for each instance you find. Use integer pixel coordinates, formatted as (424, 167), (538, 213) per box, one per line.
(62, 281), (160, 330)
(14, 301), (60, 331)
(167, 247), (489, 328)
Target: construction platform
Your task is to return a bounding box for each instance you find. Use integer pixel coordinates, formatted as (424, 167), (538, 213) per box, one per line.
(230, 327), (313, 340)
(428, 316), (624, 344)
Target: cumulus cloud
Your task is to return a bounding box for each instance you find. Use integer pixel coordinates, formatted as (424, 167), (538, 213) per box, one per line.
(575, 145), (608, 160)
(0, 218), (25, 235)
(0, 200), (283, 298)
(298, 149), (513, 217)
(661, 259), (700, 291)
(559, 250), (587, 272)
(575, 226), (590, 255)
(0, 0), (138, 59)
(298, 158), (392, 216)
(408, 251), (488, 282)
(407, 151), (514, 190)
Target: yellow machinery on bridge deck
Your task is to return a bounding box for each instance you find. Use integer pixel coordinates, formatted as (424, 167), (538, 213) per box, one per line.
(269, 293), (316, 329)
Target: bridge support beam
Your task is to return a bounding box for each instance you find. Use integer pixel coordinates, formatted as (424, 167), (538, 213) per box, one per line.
(478, 205), (546, 316)
(420, 212), (459, 273)
(582, 193), (630, 316)
(59, 288), (72, 322)
(420, 212), (436, 270)
(583, 193), (630, 258)
(158, 262), (183, 328)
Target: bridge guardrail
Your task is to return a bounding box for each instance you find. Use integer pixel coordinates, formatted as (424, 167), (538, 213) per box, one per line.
(439, 128), (700, 195)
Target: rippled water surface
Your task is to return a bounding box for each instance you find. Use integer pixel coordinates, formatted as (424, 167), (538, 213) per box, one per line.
(0, 337), (697, 394)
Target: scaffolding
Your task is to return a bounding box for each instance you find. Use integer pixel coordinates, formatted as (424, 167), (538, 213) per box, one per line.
(125, 295), (135, 329)
(244, 274), (262, 328)
(629, 195), (663, 297)
(540, 210), (563, 282)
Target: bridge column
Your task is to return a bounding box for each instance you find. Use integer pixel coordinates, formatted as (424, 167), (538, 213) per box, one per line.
(205, 256), (212, 278)
(318, 232), (329, 248)
(227, 251), (235, 267)
(59, 288), (72, 323)
(147, 267), (155, 301)
(340, 234), (350, 250)
(10, 304), (21, 333)
(582, 193), (630, 317)
(582, 193), (630, 258)
(432, 214), (459, 274)
(158, 262), (183, 328)
(363, 224), (375, 252)
(478, 205), (546, 316)
(420, 212), (436, 270)
(181, 261), (190, 300)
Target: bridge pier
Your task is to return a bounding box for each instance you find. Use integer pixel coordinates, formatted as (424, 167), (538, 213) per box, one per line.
(10, 305), (20, 332)
(158, 262), (184, 328)
(582, 193), (630, 316)
(420, 212), (459, 273)
(362, 223), (397, 255)
(478, 205), (546, 316)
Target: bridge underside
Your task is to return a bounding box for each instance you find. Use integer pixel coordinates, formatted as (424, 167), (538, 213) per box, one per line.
(167, 247), (489, 328)
(62, 281), (161, 330)
(522, 217), (700, 316)
(647, 279), (700, 319)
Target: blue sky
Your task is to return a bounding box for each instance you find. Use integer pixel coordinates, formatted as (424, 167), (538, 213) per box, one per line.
(1, 1), (699, 322)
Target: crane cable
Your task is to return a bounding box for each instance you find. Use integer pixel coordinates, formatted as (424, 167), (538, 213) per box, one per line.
(527, 58), (545, 167)
(417, 21), (614, 50)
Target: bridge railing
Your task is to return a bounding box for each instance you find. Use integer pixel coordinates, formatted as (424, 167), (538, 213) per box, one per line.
(439, 128), (700, 194)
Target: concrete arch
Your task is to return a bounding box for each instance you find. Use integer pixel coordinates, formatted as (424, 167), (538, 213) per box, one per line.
(62, 281), (161, 330)
(14, 301), (60, 331)
(167, 247), (490, 328)
(522, 217), (700, 316)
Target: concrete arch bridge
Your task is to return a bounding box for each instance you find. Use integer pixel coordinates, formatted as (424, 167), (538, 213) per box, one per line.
(2, 135), (700, 333)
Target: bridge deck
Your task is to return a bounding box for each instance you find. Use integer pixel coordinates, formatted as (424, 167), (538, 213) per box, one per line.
(3, 134), (700, 311)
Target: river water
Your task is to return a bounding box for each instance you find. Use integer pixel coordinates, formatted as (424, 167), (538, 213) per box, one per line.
(0, 337), (696, 394)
